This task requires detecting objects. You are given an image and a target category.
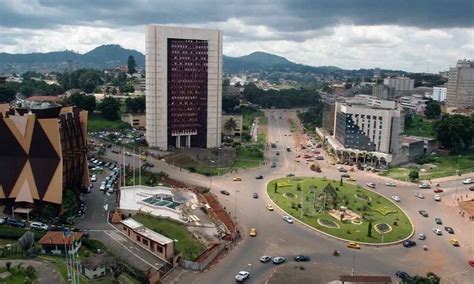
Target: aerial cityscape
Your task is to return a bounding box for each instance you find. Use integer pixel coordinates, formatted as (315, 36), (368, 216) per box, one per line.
(0, 1), (473, 283)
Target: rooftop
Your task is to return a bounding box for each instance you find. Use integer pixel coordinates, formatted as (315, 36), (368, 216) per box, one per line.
(38, 231), (84, 245)
(81, 253), (115, 270)
(121, 218), (174, 246)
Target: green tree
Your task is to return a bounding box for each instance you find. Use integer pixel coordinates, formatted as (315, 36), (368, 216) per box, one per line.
(224, 118), (238, 132)
(436, 114), (474, 151)
(98, 96), (121, 120)
(424, 101), (441, 119)
(127, 55), (137, 74)
(125, 96), (145, 113)
(0, 83), (18, 103)
(367, 221), (372, 237)
(409, 169), (419, 181)
(222, 95), (240, 113)
(64, 93), (96, 112)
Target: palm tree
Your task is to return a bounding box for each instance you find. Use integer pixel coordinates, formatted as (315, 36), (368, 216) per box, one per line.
(224, 118), (237, 132)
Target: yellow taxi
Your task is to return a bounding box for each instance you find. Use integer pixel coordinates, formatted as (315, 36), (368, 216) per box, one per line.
(233, 177), (242, 181)
(347, 177), (356, 182)
(450, 239), (459, 246)
(347, 241), (361, 249)
(266, 204), (274, 211)
(250, 228), (257, 237)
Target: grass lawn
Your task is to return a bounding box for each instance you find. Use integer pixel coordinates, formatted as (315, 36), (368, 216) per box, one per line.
(88, 113), (130, 131)
(132, 213), (206, 260)
(242, 108), (264, 131)
(381, 151), (474, 180)
(267, 177), (413, 243)
(404, 115), (437, 138)
(0, 266), (36, 283)
(233, 145), (264, 168)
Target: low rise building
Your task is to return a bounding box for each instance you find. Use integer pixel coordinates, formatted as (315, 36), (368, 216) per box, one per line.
(121, 113), (146, 129)
(331, 84), (346, 95)
(120, 218), (175, 261)
(38, 231), (84, 255)
(399, 95), (428, 114)
(80, 253), (116, 280)
(222, 114), (243, 137)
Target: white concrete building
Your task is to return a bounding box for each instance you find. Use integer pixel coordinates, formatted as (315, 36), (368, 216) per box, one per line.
(145, 25), (223, 150)
(446, 59), (474, 108)
(383, 77), (415, 92)
(328, 101), (404, 166)
(431, 86), (447, 102)
(399, 94), (429, 113)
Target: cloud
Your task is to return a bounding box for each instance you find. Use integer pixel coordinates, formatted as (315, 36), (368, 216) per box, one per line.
(0, 0), (473, 72)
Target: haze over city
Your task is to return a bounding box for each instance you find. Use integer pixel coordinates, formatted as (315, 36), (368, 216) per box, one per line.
(1, 0), (473, 72)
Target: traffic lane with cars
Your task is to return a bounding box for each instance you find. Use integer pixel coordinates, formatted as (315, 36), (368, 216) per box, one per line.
(75, 160), (119, 230)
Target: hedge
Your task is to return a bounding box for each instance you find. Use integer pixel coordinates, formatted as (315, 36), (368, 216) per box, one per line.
(0, 225), (46, 241)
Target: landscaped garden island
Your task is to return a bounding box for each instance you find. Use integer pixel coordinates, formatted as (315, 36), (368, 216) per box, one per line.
(267, 177), (413, 244)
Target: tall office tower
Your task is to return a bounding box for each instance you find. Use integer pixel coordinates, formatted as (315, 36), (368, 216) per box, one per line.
(446, 59), (474, 108)
(146, 25), (223, 150)
(383, 77), (414, 97)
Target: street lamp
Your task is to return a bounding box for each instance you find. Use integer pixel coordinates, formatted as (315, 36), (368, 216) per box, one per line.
(209, 160), (215, 190)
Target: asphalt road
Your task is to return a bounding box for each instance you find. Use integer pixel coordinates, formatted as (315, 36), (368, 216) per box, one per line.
(102, 109), (473, 283)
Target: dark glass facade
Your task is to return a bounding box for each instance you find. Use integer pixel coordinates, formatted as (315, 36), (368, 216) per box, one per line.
(167, 38), (208, 148)
(322, 101), (335, 135)
(335, 112), (375, 151)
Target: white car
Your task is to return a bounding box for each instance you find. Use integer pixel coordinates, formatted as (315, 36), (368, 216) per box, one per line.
(414, 193), (424, 199)
(419, 183), (431, 189)
(385, 182), (396, 187)
(260, 255), (272, 263)
(30, 221), (48, 231)
(366, 183), (376, 189)
(283, 215), (294, 224)
(434, 194), (441, 201)
(391, 195), (401, 202)
(235, 271), (250, 282)
(107, 187), (114, 194)
(432, 228), (442, 235)
(99, 185), (106, 191)
(90, 175), (97, 182)
(462, 178), (472, 184)
(418, 233), (426, 240)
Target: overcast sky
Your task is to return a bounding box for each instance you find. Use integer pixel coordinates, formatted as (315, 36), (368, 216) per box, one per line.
(1, 0), (473, 72)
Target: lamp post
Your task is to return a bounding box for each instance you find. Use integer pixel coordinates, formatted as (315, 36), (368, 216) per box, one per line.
(209, 160), (215, 190)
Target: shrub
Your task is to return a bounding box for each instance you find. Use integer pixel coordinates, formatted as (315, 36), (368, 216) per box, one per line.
(393, 221), (398, 226)
(5, 262), (11, 271)
(25, 265), (36, 278)
(0, 225), (45, 241)
(82, 239), (107, 252)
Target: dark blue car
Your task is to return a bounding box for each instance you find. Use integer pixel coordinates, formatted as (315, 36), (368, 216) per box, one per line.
(396, 271), (411, 280)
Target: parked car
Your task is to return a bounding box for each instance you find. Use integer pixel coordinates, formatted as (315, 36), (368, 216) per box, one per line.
(385, 182), (396, 187)
(30, 221), (48, 231)
(271, 162), (276, 168)
(418, 233), (426, 240)
(414, 193), (424, 199)
(433, 228), (442, 235)
(445, 227), (454, 234)
(220, 190), (230, 196)
(403, 240), (417, 248)
(435, 218), (442, 225)
(282, 215), (293, 223)
(340, 173), (350, 178)
(272, 256), (286, 264)
(462, 178), (472, 184)
(6, 218), (26, 228)
(235, 271), (250, 282)
(366, 183), (376, 189)
(316, 156), (324, 160)
(338, 168), (348, 173)
(233, 177), (242, 181)
(419, 210), (429, 217)
(391, 196), (401, 202)
(396, 271), (411, 281)
(253, 193), (259, 199)
(260, 255), (272, 263)
(470, 186), (474, 191)
(255, 175), (263, 179)
(294, 255), (310, 262)
(434, 195), (441, 201)
(90, 175), (97, 182)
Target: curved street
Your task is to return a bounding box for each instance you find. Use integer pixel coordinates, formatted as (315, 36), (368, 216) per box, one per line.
(107, 109), (474, 283)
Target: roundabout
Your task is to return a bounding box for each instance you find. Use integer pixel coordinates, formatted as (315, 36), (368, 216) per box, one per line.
(267, 177), (414, 244)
